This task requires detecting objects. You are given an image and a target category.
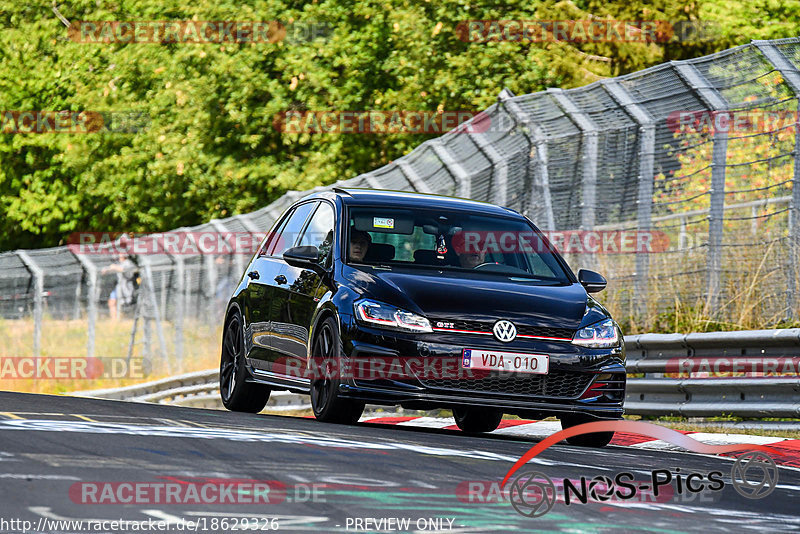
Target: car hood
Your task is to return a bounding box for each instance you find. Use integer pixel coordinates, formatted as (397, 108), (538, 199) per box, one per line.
(342, 266), (588, 330)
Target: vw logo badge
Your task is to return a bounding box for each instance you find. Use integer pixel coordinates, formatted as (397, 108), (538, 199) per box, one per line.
(493, 320), (517, 342)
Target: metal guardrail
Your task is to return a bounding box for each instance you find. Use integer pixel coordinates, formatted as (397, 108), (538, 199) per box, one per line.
(71, 369), (218, 401)
(71, 369), (310, 411)
(625, 329), (800, 418)
(70, 329), (800, 419)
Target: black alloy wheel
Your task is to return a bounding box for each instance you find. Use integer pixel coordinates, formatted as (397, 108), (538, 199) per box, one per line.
(220, 311), (271, 413)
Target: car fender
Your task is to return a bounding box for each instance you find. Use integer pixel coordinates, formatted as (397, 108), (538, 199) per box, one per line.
(305, 292), (341, 369)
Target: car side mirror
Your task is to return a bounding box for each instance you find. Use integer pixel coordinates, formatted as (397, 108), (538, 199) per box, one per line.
(283, 245), (321, 267)
(578, 269), (607, 293)
(283, 245), (329, 277)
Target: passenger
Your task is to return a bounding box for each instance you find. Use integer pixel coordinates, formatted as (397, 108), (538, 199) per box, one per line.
(349, 229), (371, 262)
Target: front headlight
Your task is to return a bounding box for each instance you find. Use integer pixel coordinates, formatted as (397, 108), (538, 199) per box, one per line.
(354, 299), (432, 333)
(572, 318), (619, 348)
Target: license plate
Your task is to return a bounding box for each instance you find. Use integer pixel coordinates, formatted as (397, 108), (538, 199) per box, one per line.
(461, 349), (549, 374)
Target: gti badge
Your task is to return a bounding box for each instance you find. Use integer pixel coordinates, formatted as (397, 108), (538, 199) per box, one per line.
(493, 320), (517, 342)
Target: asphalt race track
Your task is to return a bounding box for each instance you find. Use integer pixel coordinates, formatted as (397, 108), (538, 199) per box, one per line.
(0, 391), (797, 533)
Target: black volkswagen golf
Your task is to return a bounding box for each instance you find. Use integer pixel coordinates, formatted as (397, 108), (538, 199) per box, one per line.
(220, 188), (625, 446)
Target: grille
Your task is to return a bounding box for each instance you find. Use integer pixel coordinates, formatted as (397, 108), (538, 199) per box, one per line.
(431, 319), (487, 332)
(420, 369), (593, 399)
(585, 373), (626, 402)
(516, 325), (574, 339)
(430, 318), (574, 340)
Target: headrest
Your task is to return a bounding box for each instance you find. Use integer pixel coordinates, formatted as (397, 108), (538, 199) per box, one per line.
(364, 242), (395, 262)
(413, 249), (440, 264)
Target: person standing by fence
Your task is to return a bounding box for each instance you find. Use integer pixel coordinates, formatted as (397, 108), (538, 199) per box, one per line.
(102, 253), (138, 321)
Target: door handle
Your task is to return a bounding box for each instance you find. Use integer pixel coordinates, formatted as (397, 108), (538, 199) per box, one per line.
(247, 271), (260, 280)
(274, 274), (287, 285)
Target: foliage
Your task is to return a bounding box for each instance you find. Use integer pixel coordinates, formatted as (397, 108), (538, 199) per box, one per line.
(1, 0), (799, 250)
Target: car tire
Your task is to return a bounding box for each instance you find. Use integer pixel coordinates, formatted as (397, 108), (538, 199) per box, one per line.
(560, 414), (616, 447)
(310, 317), (365, 424)
(452, 407), (503, 433)
(219, 310), (271, 413)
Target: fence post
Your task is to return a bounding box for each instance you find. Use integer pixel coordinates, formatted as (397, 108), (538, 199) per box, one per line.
(548, 88), (598, 231)
(359, 172), (385, 190)
(137, 256), (170, 372)
(73, 273), (82, 320)
(432, 139), (472, 198)
(204, 252), (217, 321)
(679, 216), (688, 250)
(498, 89), (556, 230)
(172, 255), (184, 368)
(603, 80), (656, 319)
(211, 219), (246, 300)
(236, 214), (267, 276)
(235, 214), (262, 233)
(16, 251), (43, 358)
(72, 252), (98, 359)
(468, 123), (508, 206)
(753, 40), (800, 319)
(674, 62), (729, 316)
(397, 159), (433, 193)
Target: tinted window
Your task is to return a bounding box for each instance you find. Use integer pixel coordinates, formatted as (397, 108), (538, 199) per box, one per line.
(297, 202), (335, 263)
(261, 208), (293, 256)
(269, 202), (317, 257)
(371, 225), (435, 262)
(346, 207), (570, 283)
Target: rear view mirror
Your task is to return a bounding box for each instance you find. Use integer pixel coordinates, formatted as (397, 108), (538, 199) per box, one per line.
(578, 269), (607, 293)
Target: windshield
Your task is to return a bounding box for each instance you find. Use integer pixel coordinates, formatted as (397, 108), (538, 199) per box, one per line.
(345, 206), (571, 283)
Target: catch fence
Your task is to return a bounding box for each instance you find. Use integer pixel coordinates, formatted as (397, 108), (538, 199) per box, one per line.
(3, 38), (800, 368)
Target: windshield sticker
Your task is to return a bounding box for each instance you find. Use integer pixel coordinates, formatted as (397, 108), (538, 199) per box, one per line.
(373, 217), (395, 229)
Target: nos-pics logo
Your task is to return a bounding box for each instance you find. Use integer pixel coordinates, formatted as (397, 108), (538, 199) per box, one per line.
(501, 421), (782, 518)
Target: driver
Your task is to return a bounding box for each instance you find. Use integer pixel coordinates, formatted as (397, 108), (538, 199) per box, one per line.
(453, 227), (497, 269)
(456, 247), (486, 269)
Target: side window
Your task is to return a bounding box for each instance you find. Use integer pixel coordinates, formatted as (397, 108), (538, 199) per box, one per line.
(525, 253), (559, 278)
(298, 203), (335, 263)
(261, 209), (293, 256)
(268, 202), (317, 257)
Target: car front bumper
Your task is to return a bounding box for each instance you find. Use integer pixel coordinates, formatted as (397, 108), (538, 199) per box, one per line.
(336, 314), (626, 419)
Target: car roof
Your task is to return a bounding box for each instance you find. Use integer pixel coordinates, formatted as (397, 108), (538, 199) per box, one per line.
(304, 188), (523, 218)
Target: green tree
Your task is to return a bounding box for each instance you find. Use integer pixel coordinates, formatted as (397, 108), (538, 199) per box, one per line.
(1, 0), (798, 250)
